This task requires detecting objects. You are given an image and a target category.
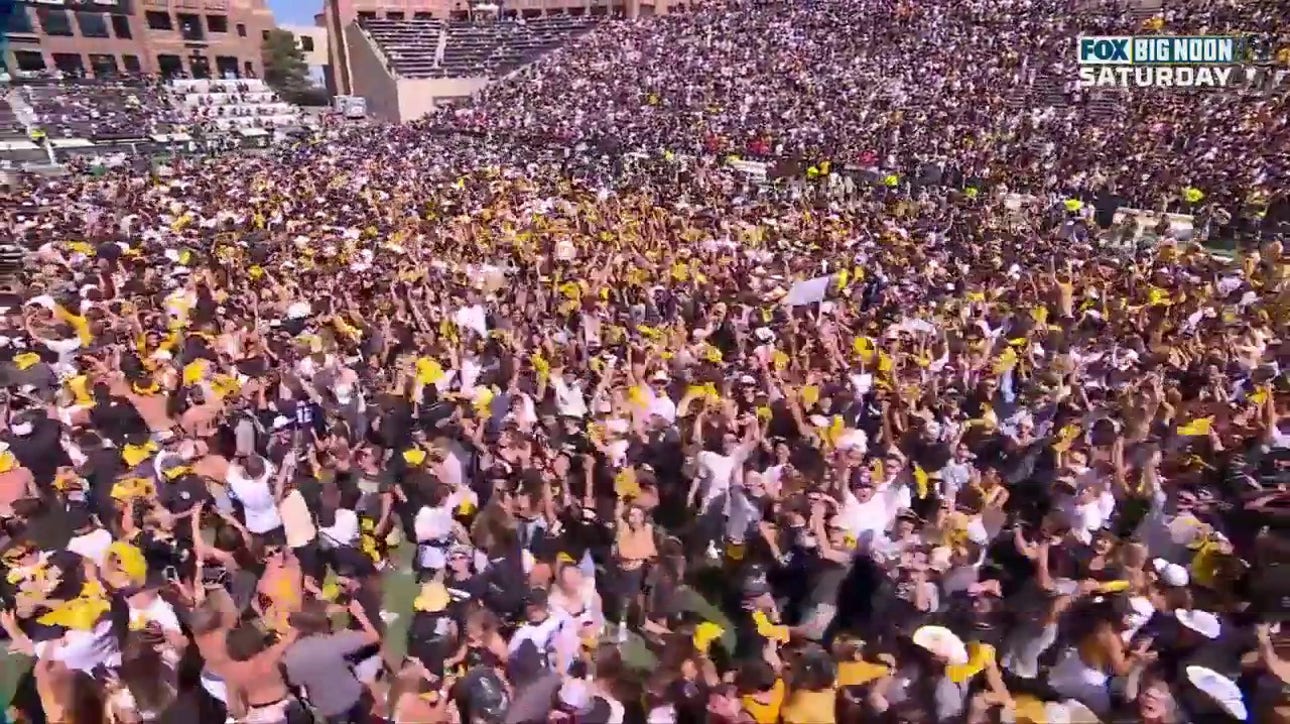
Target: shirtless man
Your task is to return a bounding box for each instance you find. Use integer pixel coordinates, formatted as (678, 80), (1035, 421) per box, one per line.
(190, 595), (305, 723)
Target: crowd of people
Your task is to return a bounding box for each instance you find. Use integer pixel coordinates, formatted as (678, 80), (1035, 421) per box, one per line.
(19, 80), (184, 141)
(16, 77), (301, 142)
(1, 0), (1289, 723)
(445, 0), (1288, 216)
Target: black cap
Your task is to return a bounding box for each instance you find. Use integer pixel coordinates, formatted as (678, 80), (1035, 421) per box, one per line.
(523, 587), (549, 608)
(66, 504), (95, 532)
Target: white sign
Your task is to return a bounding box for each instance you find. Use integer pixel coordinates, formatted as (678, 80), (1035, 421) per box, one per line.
(784, 275), (833, 306)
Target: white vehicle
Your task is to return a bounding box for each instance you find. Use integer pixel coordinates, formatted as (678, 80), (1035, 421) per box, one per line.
(334, 95), (367, 119)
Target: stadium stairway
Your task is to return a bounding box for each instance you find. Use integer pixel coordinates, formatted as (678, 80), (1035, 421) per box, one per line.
(1084, 89), (1120, 121)
(1004, 87), (1032, 113)
(3, 91), (38, 136)
(436, 27), (449, 66)
(1127, 0), (1164, 24)
(1033, 75), (1071, 108)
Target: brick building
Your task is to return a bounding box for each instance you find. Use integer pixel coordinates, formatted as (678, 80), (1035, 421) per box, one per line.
(2, 0), (275, 79)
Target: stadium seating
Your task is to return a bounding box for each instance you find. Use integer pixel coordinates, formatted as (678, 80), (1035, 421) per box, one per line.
(21, 80), (180, 141)
(363, 17), (446, 79)
(0, 99), (26, 140)
(168, 78), (303, 131)
(363, 16), (598, 80)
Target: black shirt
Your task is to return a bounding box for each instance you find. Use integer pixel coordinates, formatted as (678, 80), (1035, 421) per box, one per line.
(7, 418), (70, 487)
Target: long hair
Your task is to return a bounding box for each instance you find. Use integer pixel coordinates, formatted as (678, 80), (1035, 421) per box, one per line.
(66, 670), (108, 724)
(119, 631), (177, 716)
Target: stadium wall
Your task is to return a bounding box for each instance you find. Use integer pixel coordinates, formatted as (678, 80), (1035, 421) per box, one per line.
(344, 22), (401, 120)
(396, 77), (488, 121)
(345, 22), (486, 122)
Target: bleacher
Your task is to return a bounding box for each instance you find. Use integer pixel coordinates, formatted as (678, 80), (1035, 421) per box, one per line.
(0, 99), (26, 141)
(21, 80), (180, 141)
(363, 16), (597, 80)
(364, 17), (446, 79)
(168, 78), (303, 131)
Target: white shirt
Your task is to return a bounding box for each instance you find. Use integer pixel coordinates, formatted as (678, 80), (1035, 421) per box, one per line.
(280, 489), (317, 548)
(413, 487), (475, 543)
(508, 611), (578, 672)
(226, 464), (282, 534)
(697, 449), (750, 509)
(551, 375), (588, 418)
(838, 482), (909, 545)
(938, 460), (972, 503)
(317, 508), (360, 549)
(34, 620), (120, 672)
(66, 528), (113, 566)
(129, 595), (182, 633)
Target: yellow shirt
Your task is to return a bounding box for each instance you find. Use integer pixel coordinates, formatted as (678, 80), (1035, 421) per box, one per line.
(741, 679), (785, 724)
(781, 688), (836, 724)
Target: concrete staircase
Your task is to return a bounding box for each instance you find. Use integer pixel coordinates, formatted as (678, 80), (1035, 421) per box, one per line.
(1083, 89), (1120, 121)
(1033, 74), (1070, 108)
(1127, 0), (1163, 25)
(6, 90), (38, 129)
(435, 26), (448, 66)
(1003, 87), (1031, 113)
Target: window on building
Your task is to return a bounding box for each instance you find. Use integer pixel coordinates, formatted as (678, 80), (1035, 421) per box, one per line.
(236, 22), (246, 37)
(88, 54), (118, 77)
(110, 14), (132, 38)
(386, 11), (404, 19)
(215, 55), (239, 78)
(122, 54), (143, 74)
(357, 11), (376, 21)
(145, 11), (173, 31)
(157, 54), (184, 78)
(261, 29), (270, 40)
(51, 53), (85, 76)
(5, 7), (34, 33)
(177, 13), (203, 40)
(300, 36), (314, 52)
(207, 14), (228, 32)
(74, 11), (109, 38)
(36, 8), (74, 36)
(13, 51), (46, 72)
(244, 60), (255, 77)
(189, 54), (211, 78)
(413, 12), (434, 19)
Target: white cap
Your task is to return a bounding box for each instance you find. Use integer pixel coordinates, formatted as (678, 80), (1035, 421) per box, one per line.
(286, 301), (311, 320)
(558, 678), (590, 712)
(1175, 609), (1221, 639)
(1153, 558), (1190, 587)
(912, 625), (969, 665)
(836, 429), (868, 453)
(1185, 665), (1246, 720)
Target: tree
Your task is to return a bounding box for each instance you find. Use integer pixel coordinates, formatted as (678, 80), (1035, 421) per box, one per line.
(261, 28), (311, 96)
